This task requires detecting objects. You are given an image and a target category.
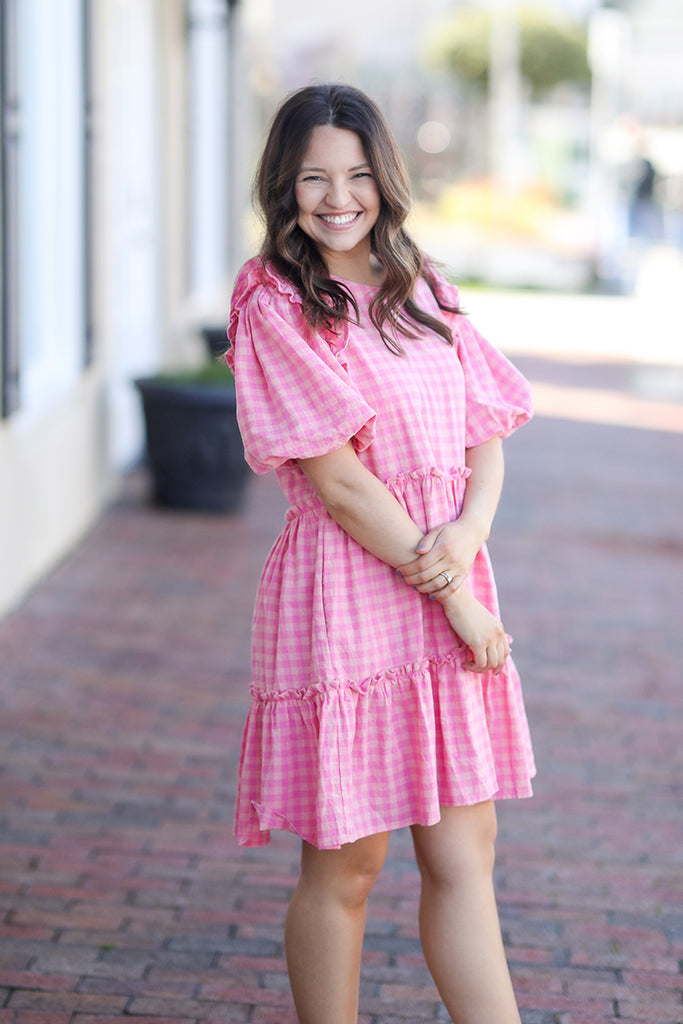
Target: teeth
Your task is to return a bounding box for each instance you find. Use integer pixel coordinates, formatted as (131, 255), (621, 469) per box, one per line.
(319, 213), (358, 225)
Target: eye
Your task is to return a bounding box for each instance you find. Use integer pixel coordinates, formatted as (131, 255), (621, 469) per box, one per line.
(352, 171), (373, 180)
(300, 174), (325, 183)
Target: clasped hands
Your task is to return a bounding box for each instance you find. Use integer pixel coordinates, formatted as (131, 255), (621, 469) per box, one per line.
(397, 517), (510, 676)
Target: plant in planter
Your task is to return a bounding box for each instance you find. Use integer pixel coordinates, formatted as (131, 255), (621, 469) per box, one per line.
(134, 339), (251, 514)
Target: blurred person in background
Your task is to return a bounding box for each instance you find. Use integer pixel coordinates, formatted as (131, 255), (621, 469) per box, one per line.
(629, 152), (662, 244)
(226, 83), (535, 1024)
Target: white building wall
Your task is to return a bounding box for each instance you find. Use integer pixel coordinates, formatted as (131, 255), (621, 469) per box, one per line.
(99, 0), (164, 470)
(0, 0), (240, 618)
(0, 0), (108, 618)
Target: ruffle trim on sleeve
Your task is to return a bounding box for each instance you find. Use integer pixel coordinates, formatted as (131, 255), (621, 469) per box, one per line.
(423, 265), (462, 315)
(227, 257), (352, 369)
(227, 258), (302, 368)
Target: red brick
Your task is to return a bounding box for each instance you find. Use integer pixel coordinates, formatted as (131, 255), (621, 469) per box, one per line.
(559, 1015), (619, 1023)
(217, 955), (287, 973)
(197, 983), (293, 1006)
(27, 885), (116, 902)
(249, 1009), (299, 1024)
(518, 993), (615, 1014)
(623, 968), (683, 989)
(567, 978), (682, 1004)
(615, 1010), (683, 1023)
(6, 991), (128, 1012)
(0, 971), (76, 991)
(0, 924), (56, 941)
(512, 969), (564, 994)
(508, 946), (556, 964)
(0, 1014), (72, 1024)
(73, 1019), (196, 1024)
(127, 998), (249, 1019)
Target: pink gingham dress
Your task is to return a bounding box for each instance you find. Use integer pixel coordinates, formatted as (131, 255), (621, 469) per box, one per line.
(227, 257), (535, 849)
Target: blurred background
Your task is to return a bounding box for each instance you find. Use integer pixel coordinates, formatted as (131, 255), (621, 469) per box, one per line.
(1, 0), (682, 618)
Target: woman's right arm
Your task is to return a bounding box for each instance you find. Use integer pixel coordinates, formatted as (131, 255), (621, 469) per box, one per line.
(297, 441), (509, 674)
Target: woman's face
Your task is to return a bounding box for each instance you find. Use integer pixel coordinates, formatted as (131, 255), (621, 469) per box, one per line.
(294, 125), (381, 275)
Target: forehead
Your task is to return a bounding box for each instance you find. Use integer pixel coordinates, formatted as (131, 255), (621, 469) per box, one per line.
(299, 125), (369, 169)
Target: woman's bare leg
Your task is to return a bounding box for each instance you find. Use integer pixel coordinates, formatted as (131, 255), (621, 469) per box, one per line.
(411, 802), (521, 1024)
(284, 830), (389, 1024)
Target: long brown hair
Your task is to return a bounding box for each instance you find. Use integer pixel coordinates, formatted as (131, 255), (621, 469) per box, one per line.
(254, 83), (459, 354)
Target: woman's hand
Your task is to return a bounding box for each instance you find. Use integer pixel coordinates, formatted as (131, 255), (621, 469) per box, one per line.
(438, 587), (510, 675)
(397, 514), (488, 598)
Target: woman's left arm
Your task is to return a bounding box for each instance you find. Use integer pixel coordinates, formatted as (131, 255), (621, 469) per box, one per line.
(398, 434), (504, 597)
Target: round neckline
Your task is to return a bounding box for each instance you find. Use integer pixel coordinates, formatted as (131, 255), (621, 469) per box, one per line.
(331, 274), (381, 291)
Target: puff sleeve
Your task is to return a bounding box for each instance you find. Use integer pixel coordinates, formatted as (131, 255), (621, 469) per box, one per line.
(226, 260), (376, 474)
(456, 317), (533, 447)
(424, 268), (532, 447)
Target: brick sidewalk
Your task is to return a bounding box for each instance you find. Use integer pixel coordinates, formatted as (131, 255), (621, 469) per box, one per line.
(1, 354), (682, 1023)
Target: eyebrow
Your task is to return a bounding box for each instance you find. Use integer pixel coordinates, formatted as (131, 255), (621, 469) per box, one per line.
(299, 163), (372, 173)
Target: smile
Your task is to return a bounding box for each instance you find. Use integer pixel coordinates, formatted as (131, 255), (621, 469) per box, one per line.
(317, 212), (361, 226)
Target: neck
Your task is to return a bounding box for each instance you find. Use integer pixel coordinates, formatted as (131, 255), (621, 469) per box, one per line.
(324, 250), (384, 287)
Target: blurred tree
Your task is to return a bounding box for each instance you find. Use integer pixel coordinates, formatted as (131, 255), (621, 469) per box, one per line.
(426, 5), (590, 96)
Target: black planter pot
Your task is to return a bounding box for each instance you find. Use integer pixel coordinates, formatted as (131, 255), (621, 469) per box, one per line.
(134, 376), (251, 513)
(201, 326), (230, 359)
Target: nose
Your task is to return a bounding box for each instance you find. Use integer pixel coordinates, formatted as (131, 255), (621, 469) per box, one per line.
(325, 178), (351, 208)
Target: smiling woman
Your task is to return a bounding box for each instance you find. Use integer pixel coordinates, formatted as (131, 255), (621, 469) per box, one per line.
(228, 83), (534, 1024)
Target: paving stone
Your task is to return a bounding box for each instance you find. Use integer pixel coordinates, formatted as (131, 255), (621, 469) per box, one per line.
(5, 990), (129, 1012)
(0, 1013), (72, 1024)
(127, 997), (250, 1021)
(73, 1018), (196, 1024)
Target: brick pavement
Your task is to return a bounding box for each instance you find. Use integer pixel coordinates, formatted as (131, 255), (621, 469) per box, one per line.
(0, 350), (682, 1023)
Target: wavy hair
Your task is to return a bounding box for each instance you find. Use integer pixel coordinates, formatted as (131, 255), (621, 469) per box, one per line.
(254, 83), (459, 354)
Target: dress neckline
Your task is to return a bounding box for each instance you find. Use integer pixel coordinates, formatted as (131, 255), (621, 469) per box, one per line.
(331, 275), (380, 293)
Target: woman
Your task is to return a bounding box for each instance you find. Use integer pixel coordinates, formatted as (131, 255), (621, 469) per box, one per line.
(227, 83), (535, 1024)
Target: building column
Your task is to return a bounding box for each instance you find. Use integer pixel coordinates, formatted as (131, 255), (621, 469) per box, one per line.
(187, 0), (231, 307)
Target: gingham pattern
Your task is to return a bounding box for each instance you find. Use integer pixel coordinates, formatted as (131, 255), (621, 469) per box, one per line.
(228, 258), (535, 849)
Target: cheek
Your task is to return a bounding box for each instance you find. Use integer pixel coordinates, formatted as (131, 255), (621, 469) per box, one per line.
(295, 187), (316, 219)
(366, 185), (381, 217)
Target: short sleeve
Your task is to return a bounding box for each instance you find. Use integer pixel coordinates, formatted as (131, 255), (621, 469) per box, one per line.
(226, 260), (376, 474)
(420, 266), (532, 447)
(455, 317), (533, 447)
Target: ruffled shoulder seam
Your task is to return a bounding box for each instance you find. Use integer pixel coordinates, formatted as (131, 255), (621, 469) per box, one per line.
(228, 256), (352, 364)
(227, 259), (305, 364)
(421, 261), (461, 313)
(231, 256), (303, 312)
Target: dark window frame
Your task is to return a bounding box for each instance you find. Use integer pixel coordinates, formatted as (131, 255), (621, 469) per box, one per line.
(83, 0), (94, 367)
(1, 0), (21, 418)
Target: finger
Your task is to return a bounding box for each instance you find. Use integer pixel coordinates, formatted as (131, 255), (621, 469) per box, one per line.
(397, 555), (437, 582)
(400, 538), (450, 577)
(464, 658), (488, 674)
(421, 573), (466, 597)
(415, 526), (443, 555)
(492, 640), (511, 675)
(401, 559), (449, 587)
(473, 643), (489, 673)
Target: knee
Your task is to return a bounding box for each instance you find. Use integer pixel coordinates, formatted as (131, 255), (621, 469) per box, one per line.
(300, 836), (387, 909)
(413, 802), (498, 889)
(337, 858), (383, 908)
